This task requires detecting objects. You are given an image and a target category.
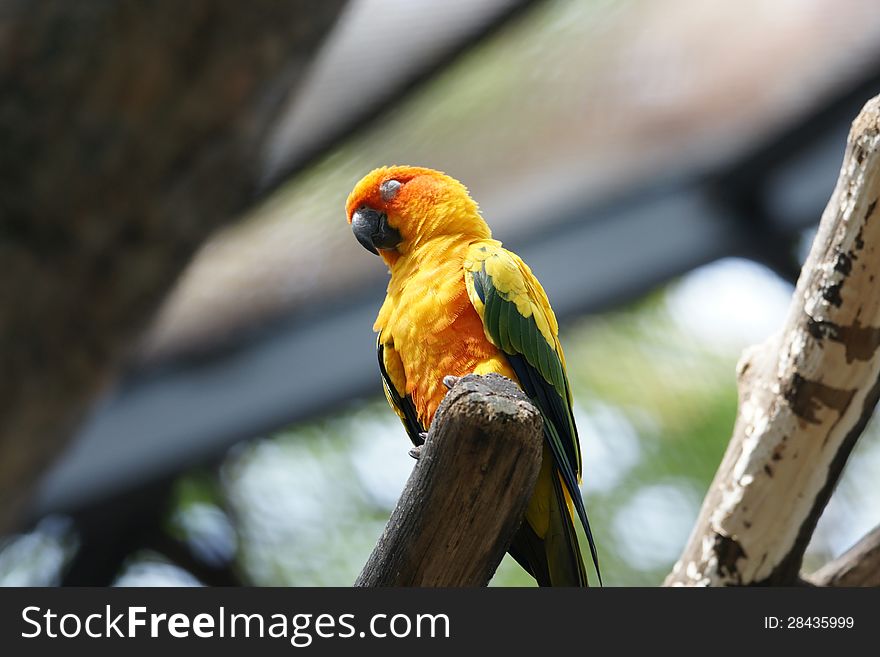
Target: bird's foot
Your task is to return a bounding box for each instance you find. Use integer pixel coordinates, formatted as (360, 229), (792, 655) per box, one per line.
(409, 433), (428, 459)
(443, 375), (461, 389)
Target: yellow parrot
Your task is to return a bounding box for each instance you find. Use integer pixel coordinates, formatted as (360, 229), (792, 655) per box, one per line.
(346, 165), (599, 586)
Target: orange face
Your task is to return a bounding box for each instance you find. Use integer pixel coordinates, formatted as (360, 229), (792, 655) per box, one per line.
(345, 166), (490, 266)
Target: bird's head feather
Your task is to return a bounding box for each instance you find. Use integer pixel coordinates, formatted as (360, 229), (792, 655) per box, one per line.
(346, 166), (490, 266)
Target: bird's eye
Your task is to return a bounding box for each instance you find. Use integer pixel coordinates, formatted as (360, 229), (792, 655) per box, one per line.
(380, 179), (402, 202)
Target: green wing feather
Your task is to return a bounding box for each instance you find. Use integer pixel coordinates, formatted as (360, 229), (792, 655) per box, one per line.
(465, 243), (600, 585)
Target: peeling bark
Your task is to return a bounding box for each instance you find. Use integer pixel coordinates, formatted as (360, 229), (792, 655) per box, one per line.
(666, 95), (880, 586)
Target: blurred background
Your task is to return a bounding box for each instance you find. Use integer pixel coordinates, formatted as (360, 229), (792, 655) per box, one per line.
(3, 0), (880, 586)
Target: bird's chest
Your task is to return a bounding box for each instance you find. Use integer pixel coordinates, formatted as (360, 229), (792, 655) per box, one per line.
(383, 268), (502, 423)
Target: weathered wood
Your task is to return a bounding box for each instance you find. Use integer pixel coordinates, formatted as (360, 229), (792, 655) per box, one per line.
(356, 374), (543, 587)
(0, 0), (346, 533)
(666, 95), (880, 586)
(808, 525), (880, 587)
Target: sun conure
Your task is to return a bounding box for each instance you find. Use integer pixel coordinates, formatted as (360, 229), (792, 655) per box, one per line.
(346, 165), (600, 586)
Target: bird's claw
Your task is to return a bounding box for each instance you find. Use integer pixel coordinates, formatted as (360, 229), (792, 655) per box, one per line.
(409, 433), (428, 459)
(443, 375), (461, 389)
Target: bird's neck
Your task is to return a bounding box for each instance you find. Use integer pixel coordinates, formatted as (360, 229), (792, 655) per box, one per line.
(385, 235), (473, 281)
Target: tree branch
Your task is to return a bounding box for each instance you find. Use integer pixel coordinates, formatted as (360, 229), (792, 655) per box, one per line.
(355, 374), (543, 587)
(808, 525), (880, 587)
(666, 94), (880, 586)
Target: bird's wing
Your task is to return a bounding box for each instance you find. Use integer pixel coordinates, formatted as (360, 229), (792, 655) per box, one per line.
(464, 241), (600, 582)
(377, 334), (425, 446)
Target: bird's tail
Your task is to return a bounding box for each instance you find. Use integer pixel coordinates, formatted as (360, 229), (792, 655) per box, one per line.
(509, 462), (588, 586)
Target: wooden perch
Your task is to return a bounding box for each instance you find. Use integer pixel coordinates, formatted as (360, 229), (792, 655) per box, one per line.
(356, 374), (543, 587)
(666, 95), (880, 586)
(808, 524), (880, 587)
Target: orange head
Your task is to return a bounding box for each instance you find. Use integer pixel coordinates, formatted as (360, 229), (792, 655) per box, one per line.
(345, 166), (491, 266)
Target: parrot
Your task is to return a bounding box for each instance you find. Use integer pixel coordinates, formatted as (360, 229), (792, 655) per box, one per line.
(346, 165), (600, 586)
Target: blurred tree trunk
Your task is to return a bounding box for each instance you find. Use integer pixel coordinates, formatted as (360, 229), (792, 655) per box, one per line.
(0, 0), (347, 534)
(666, 95), (880, 586)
